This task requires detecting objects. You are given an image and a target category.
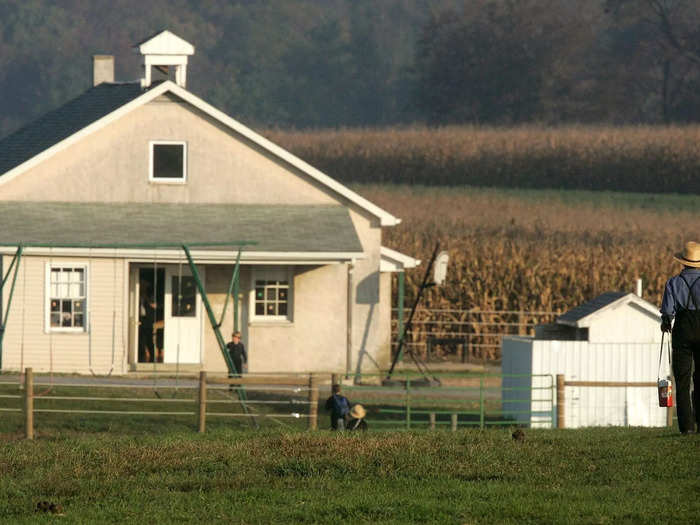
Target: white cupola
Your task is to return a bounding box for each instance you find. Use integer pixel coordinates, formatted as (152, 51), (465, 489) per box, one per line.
(135, 30), (195, 88)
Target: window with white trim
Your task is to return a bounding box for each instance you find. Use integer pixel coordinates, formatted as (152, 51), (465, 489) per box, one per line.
(47, 265), (87, 331)
(251, 267), (293, 321)
(149, 141), (187, 182)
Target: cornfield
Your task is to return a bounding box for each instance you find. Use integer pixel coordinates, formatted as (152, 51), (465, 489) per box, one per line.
(266, 125), (700, 361)
(361, 184), (698, 361)
(266, 125), (700, 194)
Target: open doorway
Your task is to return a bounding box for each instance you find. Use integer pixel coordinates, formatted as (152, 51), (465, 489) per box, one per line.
(138, 267), (165, 363)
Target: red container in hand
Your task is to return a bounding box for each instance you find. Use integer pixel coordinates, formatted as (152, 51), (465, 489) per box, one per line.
(658, 378), (673, 407)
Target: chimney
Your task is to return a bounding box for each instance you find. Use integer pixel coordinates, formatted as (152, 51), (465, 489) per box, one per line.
(636, 278), (643, 297)
(92, 55), (114, 86)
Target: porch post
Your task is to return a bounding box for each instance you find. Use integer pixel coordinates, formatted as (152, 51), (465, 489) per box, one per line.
(396, 270), (405, 363)
(233, 267), (239, 333)
(346, 260), (354, 378)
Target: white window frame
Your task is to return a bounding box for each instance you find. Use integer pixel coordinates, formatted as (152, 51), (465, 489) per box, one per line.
(45, 262), (89, 333)
(149, 140), (187, 183)
(250, 266), (294, 323)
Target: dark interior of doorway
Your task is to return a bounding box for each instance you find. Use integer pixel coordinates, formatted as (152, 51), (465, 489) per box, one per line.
(138, 267), (165, 363)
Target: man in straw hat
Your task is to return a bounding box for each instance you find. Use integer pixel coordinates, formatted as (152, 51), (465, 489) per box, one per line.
(661, 241), (700, 434)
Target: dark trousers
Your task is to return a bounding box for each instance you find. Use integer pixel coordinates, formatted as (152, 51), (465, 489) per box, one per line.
(231, 355), (243, 376)
(672, 340), (700, 433)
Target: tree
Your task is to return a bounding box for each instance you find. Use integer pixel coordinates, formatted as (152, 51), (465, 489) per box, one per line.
(603, 0), (700, 122)
(412, 1), (586, 124)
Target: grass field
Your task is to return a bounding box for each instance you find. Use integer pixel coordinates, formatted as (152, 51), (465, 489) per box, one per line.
(1, 425), (697, 524)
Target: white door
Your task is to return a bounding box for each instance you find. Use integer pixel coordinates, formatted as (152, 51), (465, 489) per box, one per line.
(163, 265), (203, 364)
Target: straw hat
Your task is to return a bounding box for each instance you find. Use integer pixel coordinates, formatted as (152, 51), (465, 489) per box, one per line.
(349, 404), (366, 419)
(674, 241), (700, 268)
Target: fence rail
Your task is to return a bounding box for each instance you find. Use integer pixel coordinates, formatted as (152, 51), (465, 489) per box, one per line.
(555, 374), (674, 429)
(392, 308), (558, 362)
(1, 368), (559, 438)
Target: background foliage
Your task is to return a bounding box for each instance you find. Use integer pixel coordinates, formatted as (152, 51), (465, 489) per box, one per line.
(2, 0), (700, 136)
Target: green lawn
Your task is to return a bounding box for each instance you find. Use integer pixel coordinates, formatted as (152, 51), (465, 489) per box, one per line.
(1, 426), (697, 524)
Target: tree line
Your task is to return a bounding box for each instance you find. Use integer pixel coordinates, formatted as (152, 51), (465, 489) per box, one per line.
(1, 0), (700, 137)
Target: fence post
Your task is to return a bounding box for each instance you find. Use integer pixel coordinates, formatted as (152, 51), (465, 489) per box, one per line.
(308, 374), (318, 431)
(518, 311), (527, 335)
(24, 367), (34, 440)
(405, 379), (411, 429)
(429, 412), (436, 430)
(556, 374), (565, 429)
(451, 413), (458, 432)
(198, 371), (207, 434)
(479, 376), (485, 429)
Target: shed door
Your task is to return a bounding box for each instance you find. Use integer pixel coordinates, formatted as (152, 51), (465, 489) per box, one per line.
(163, 266), (203, 364)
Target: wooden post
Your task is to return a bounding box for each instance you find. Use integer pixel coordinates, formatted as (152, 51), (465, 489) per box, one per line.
(308, 374), (319, 431)
(198, 371), (207, 433)
(556, 374), (565, 429)
(518, 311), (526, 335)
(24, 367), (34, 440)
(451, 413), (458, 432)
(331, 373), (339, 386)
(429, 412), (436, 430)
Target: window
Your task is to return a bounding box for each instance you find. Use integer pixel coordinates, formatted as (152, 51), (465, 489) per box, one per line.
(149, 141), (186, 182)
(171, 275), (196, 317)
(252, 267), (292, 321)
(47, 265), (87, 332)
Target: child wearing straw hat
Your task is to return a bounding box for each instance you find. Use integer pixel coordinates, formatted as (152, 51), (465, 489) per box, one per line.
(661, 241), (700, 434)
(347, 404), (368, 431)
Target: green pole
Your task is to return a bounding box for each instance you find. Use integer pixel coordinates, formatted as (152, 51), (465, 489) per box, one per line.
(182, 245), (236, 374)
(397, 271), (405, 363)
(182, 245), (257, 428)
(1, 249), (19, 290)
(218, 248), (242, 328)
(0, 246), (23, 371)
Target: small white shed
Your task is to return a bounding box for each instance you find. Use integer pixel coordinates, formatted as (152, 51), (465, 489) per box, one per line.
(502, 292), (669, 428)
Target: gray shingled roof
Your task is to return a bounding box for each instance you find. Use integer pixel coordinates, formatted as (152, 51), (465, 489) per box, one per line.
(0, 82), (148, 176)
(0, 202), (363, 253)
(556, 292), (628, 325)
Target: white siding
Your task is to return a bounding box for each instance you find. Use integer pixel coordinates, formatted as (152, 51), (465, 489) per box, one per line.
(1, 255), (127, 374)
(502, 336), (534, 425)
(584, 304), (662, 344)
(503, 336), (671, 428)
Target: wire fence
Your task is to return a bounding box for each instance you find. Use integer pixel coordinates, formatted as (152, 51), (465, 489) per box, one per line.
(392, 308), (558, 362)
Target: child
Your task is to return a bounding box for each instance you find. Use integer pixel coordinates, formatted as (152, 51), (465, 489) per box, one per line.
(324, 384), (350, 430)
(347, 404), (368, 431)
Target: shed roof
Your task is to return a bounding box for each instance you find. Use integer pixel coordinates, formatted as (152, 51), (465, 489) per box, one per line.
(557, 291), (659, 327)
(0, 201), (363, 255)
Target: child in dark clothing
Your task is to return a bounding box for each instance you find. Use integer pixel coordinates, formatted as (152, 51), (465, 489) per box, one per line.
(324, 384), (350, 430)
